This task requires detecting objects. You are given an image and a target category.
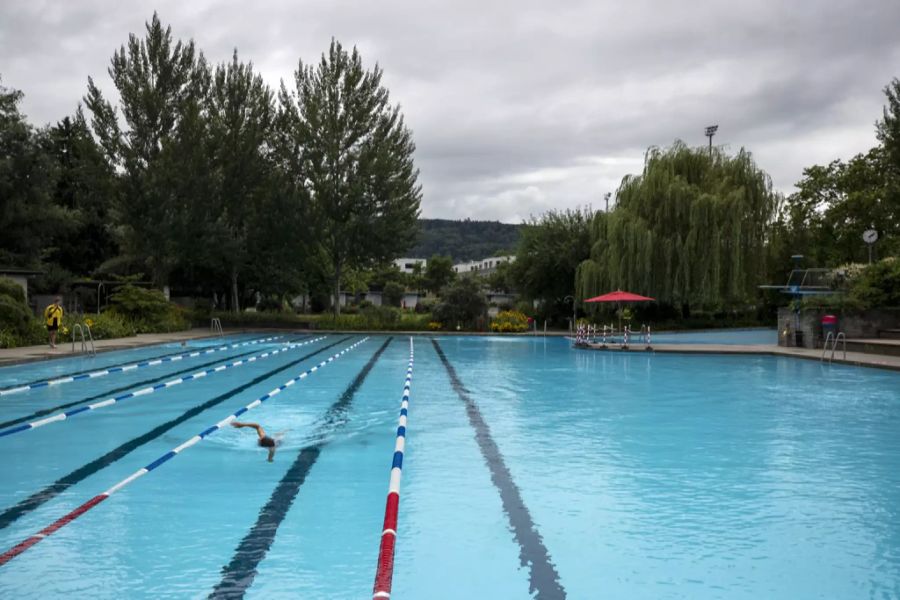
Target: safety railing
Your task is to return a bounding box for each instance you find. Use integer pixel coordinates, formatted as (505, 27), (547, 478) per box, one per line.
(211, 317), (224, 337)
(821, 331), (846, 363)
(71, 323), (96, 357)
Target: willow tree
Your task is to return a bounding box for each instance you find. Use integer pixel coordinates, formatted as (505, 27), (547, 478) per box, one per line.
(576, 142), (779, 312)
(279, 39), (421, 315)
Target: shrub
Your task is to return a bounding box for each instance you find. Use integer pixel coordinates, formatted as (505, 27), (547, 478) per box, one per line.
(0, 280), (47, 348)
(490, 310), (529, 333)
(382, 282), (404, 308)
(256, 296), (284, 312)
(74, 312), (134, 340)
(414, 296), (437, 314)
(0, 277), (25, 304)
(360, 305), (401, 329)
(108, 285), (190, 333)
(848, 257), (900, 308)
(428, 321), (442, 331)
(433, 277), (487, 328)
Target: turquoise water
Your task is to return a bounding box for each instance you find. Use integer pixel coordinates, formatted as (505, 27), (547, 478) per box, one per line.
(0, 334), (898, 598)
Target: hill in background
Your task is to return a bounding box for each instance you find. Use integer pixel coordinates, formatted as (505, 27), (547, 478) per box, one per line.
(407, 219), (522, 261)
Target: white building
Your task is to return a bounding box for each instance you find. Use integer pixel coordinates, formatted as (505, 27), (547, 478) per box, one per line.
(452, 255), (515, 276)
(393, 257), (427, 274)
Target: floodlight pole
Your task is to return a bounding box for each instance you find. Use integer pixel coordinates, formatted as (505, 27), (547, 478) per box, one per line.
(705, 125), (718, 158)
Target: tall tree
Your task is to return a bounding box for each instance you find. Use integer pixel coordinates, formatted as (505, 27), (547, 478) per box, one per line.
(84, 12), (209, 287)
(207, 51), (276, 311)
(576, 143), (778, 312)
(0, 77), (69, 267)
(280, 39), (421, 314)
(513, 208), (593, 311)
(423, 254), (455, 294)
(44, 109), (118, 275)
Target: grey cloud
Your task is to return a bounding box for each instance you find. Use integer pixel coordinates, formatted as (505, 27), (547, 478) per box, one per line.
(2, 0), (898, 224)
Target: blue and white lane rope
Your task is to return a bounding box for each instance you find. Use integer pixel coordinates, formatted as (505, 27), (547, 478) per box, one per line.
(0, 336), (327, 439)
(373, 337), (414, 599)
(0, 336), (369, 566)
(0, 335), (285, 397)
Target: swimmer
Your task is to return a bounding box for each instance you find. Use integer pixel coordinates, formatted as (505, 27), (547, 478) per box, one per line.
(231, 421), (280, 462)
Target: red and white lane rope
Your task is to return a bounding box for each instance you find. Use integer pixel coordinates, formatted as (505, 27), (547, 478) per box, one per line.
(0, 337), (368, 567)
(372, 337), (414, 599)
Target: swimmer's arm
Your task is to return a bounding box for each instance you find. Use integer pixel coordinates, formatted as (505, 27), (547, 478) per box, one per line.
(267, 446), (275, 462)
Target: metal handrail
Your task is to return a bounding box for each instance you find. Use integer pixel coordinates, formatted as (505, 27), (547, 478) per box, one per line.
(821, 331), (846, 363)
(821, 331), (834, 361)
(71, 323), (96, 356)
(831, 332), (846, 363)
(211, 317), (224, 337)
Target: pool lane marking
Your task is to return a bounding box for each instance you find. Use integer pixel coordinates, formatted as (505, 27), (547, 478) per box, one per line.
(0, 338), (311, 431)
(0, 337), (327, 438)
(209, 337), (394, 599)
(0, 342), (226, 393)
(372, 337), (414, 600)
(0, 335), (284, 397)
(431, 339), (566, 600)
(0, 337), (370, 567)
(0, 337), (352, 532)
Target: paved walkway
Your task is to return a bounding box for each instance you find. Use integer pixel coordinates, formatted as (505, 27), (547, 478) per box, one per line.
(582, 342), (900, 371)
(0, 329), (224, 367)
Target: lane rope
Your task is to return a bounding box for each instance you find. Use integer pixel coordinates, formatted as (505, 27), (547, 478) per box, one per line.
(372, 337), (414, 599)
(0, 337), (326, 439)
(0, 336), (369, 567)
(0, 335), (285, 397)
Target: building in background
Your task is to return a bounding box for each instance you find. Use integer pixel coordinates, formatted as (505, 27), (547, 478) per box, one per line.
(452, 255), (515, 276)
(393, 257), (427, 274)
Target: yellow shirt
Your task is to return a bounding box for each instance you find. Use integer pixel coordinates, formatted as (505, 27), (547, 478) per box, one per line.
(44, 304), (63, 326)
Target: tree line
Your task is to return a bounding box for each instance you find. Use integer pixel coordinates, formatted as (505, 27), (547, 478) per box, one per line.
(0, 13), (420, 315)
(512, 78), (900, 323)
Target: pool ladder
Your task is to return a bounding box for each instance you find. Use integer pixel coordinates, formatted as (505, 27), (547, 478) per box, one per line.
(210, 317), (224, 337)
(821, 331), (846, 363)
(72, 323), (96, 357)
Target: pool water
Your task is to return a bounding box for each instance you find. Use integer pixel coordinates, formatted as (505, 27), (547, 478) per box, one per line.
(0, 334), (898, 599)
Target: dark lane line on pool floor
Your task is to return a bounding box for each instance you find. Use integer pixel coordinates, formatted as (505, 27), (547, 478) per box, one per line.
(0, 338), (308, 430)
(208, 337), (393, 599)
(0, 337), (352, 532)
(431, 339), (567, 600)
(0, 334), (269, 393)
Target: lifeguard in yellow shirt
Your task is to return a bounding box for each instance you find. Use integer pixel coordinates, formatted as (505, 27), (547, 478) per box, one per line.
(44, 296), (63, 348)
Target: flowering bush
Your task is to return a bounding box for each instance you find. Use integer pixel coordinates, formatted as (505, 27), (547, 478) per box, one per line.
(490, 310), (529, 333)
(428, 321), (442, 331)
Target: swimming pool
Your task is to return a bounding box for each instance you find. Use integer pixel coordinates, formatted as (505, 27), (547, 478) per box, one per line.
(0, 334), (898, 598)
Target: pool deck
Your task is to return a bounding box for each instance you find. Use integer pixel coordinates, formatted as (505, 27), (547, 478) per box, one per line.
(0, 329), (224, 367)
(581, 342), (900, 371)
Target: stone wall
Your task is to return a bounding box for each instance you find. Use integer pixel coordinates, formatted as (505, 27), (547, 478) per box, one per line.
(777, 307), (900, 348)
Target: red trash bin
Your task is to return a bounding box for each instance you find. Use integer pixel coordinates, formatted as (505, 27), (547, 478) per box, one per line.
(821, 314), (838, 336)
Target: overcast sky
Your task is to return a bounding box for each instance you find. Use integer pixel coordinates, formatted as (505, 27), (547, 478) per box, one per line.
(2, 1), (899, 223)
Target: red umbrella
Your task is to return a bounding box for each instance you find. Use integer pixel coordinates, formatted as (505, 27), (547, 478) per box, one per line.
(584, 290), (655, 303)
(583, 290), (655, 335)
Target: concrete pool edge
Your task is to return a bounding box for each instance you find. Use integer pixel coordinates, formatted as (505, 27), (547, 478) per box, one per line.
(581, 342), (900, 372)
(0, 329), (253, 367)
(7, 328), (896, 373)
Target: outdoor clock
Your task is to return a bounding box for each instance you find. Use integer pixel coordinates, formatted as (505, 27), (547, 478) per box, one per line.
(863, 229), (878, 244)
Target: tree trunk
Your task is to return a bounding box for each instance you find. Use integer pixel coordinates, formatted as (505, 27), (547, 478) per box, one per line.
(231, 268), (240, 314)
(333, 262), (342, 316)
